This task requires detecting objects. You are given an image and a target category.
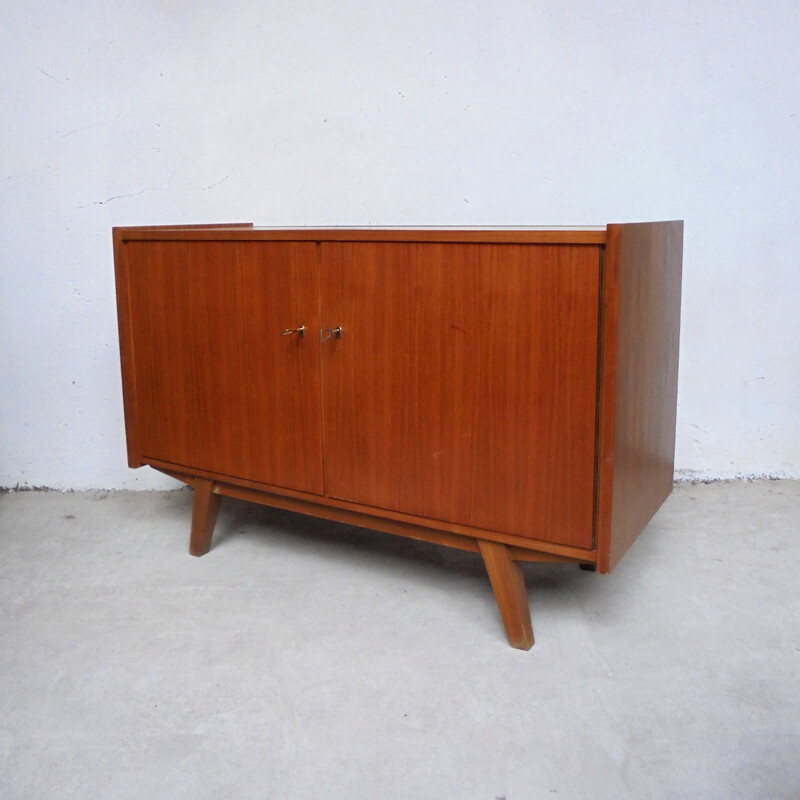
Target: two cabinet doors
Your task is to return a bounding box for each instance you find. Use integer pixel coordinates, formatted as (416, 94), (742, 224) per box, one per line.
(124, 238), (601, 550)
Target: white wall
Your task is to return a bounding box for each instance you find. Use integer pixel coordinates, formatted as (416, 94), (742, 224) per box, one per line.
(1, 1), (798, 489)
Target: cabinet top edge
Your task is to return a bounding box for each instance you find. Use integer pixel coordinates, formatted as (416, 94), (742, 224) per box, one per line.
(115, 225), (610, 245)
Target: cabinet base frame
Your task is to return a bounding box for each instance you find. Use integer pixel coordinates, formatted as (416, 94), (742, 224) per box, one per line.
(179, 472), (590, 650)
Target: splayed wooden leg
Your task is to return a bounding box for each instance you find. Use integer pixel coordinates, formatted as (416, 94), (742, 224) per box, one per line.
(189, 478), (221, 556)
(479, 539), (534, 650)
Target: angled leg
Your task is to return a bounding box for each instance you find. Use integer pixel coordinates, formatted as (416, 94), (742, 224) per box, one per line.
(189, 478), (221, 556)
(479, 540), (534, 650)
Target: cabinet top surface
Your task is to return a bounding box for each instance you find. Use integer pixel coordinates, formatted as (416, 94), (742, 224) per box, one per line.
(115, 224), (610, 245)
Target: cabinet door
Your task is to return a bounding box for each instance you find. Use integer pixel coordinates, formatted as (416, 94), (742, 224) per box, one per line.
(320, 242), (600, 548)
(124, 240), (324, 494)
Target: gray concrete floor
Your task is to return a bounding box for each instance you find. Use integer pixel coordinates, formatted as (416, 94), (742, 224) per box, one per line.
(0, 481), (798, 799)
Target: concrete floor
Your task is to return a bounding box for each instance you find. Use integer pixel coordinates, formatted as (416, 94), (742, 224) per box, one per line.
(0, 481), (798, 799)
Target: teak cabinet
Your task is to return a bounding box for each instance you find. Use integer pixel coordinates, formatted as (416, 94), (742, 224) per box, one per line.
(113, 222), (683, 649)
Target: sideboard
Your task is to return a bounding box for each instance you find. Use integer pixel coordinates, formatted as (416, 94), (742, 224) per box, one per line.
(113, 222), (683, 649)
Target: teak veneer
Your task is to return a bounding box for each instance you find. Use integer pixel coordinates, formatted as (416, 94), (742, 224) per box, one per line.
(113, 222), (683, 649)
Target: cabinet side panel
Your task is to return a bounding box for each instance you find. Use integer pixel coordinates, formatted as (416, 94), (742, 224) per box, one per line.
(596, 221), (683, 572)
(113, 229), (144, 467)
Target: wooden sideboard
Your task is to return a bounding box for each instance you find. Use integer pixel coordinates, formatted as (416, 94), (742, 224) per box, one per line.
(113, 222), (683, 649)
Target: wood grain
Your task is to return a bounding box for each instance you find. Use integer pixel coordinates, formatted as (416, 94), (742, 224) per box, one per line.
(595, 221), (683, 572)
(113, 223), (254, 466)
(320, 241), (601, 548)
(122, 240), (325, 494)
